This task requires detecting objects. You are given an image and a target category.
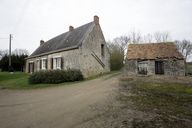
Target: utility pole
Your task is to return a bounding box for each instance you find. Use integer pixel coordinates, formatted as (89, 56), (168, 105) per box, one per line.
(9, 34), (12, 72)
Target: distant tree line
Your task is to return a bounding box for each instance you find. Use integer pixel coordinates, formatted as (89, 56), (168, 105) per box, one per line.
(0, 49), (29, 72)
(107, 31), (192, 71)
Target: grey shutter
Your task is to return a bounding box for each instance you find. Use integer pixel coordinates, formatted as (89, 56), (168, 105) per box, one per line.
(28, 63), (30, 73)
(45, 59), (48, 69)
(40, 60), (42, 69)
(51, 58), (53, 69)
(61, 57), (63, 69)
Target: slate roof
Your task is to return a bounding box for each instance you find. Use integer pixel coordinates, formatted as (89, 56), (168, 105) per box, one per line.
(127, 42), (184, 60)
(29, 22), (94, 58)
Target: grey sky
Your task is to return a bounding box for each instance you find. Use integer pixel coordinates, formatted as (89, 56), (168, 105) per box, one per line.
(0, 0), (192, 55)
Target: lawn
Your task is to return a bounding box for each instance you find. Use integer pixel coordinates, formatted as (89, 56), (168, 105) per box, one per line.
(0, 72), (29, 89)
(0, 72), (80, 89)
(0, 71), (120, 89)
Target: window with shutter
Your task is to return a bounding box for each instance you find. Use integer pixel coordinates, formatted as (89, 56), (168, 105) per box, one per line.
(41, 59), (47, 70)
(53, 57), (61, 70)
(51, 58), (53, 69)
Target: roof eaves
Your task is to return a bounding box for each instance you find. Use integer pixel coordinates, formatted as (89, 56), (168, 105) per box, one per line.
(27, 45), (79, 59)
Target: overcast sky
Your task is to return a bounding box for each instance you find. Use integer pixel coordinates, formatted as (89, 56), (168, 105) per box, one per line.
(0, 0), (192, 55)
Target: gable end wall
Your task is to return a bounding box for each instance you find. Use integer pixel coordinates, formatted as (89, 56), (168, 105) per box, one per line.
(79, 24), (110, 77)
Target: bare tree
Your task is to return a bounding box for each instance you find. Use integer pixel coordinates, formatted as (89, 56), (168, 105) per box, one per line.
(12, 49), (29, 56)
(0, 49), (8, 59)
(113, 36), (130, 54)
(111, 32), (142, 60)
(175, 40), (192, 61)
(129, 31), (142, 44)
(154, 32), (170, 42)
(143, 33), (153, 43)
(107, 40), (125, 70)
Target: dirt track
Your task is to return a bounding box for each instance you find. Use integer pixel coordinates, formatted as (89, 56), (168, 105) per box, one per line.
(0, 74), (119, 128)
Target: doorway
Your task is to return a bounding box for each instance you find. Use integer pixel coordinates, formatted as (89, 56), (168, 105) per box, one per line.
(155, 61), (164, 74)
(28, 62), (34, 73)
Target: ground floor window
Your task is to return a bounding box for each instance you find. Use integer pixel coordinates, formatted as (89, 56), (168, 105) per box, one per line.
(138, 61), (148, 75)
(41, 59), (47, 70)
(53, 57), (61, 70)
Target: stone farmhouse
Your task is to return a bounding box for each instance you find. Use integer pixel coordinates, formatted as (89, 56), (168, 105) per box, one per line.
(125, 42), (185, 76)
(26, 16), (110, 77)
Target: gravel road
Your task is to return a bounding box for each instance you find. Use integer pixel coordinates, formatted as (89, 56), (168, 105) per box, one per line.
(0, 74), (119, 128)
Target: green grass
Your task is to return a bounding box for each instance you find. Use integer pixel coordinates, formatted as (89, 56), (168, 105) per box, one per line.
(0, 71), (119, 89)
(0, 72), (29, 88)
(0, 72), (84, 89)
(138, 82), (192, 94)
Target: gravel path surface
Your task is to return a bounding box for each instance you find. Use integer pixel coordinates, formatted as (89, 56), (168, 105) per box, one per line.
(0, 74), (119, 128)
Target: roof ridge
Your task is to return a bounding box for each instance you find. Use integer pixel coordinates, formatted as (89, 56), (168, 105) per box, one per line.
(129, 42), (174, 45)
(46, 21), (94, 43)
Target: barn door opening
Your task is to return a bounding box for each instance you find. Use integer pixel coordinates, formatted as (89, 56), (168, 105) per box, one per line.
(155, 61), (164, 74)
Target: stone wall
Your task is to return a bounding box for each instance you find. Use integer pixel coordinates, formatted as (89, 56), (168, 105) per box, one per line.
(26, 49), (81, 73)
(164, 59), (185, 76)
(124, 59), (185, 76)
(80, 24), (110, 77)
(124, 59), (137, 75)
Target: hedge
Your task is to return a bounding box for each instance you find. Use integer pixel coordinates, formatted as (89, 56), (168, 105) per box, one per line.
(28, 69), (84, 84)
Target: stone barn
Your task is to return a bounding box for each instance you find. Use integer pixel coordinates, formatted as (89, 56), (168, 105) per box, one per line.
(125, 42), (185, 76)
(26, 16), (110, 78)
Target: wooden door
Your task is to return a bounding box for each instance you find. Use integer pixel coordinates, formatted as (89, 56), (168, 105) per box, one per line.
(155, 61), (164, 74)
(29, 63), (34, 73)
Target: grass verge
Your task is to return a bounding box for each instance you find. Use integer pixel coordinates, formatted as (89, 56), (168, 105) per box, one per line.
(0, 71), (120, 89)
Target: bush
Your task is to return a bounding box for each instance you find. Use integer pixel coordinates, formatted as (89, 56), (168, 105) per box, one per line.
(28, 69), (84, 84)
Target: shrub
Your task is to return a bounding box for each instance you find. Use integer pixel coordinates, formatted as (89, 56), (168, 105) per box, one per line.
(28, 69), (84, 84)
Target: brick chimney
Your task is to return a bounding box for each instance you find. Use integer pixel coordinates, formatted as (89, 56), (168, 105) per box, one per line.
(94, 15), (99, 25)
(69, 26), (74, 31)
(40, 40), (44, 46)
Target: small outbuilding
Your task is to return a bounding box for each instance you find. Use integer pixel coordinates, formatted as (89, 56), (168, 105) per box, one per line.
(125, 42), (185, 76)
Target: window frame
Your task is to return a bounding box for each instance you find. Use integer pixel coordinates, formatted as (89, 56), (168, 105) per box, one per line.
(101, 44), (105, 57)
(41, 58), (47, 70)
(53, 57), (61, 70)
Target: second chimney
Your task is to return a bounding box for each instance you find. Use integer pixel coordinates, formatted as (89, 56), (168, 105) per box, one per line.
(94, 15), (99, 25)
(69, 26), (74, 31)
(40, 40), (44, 46)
